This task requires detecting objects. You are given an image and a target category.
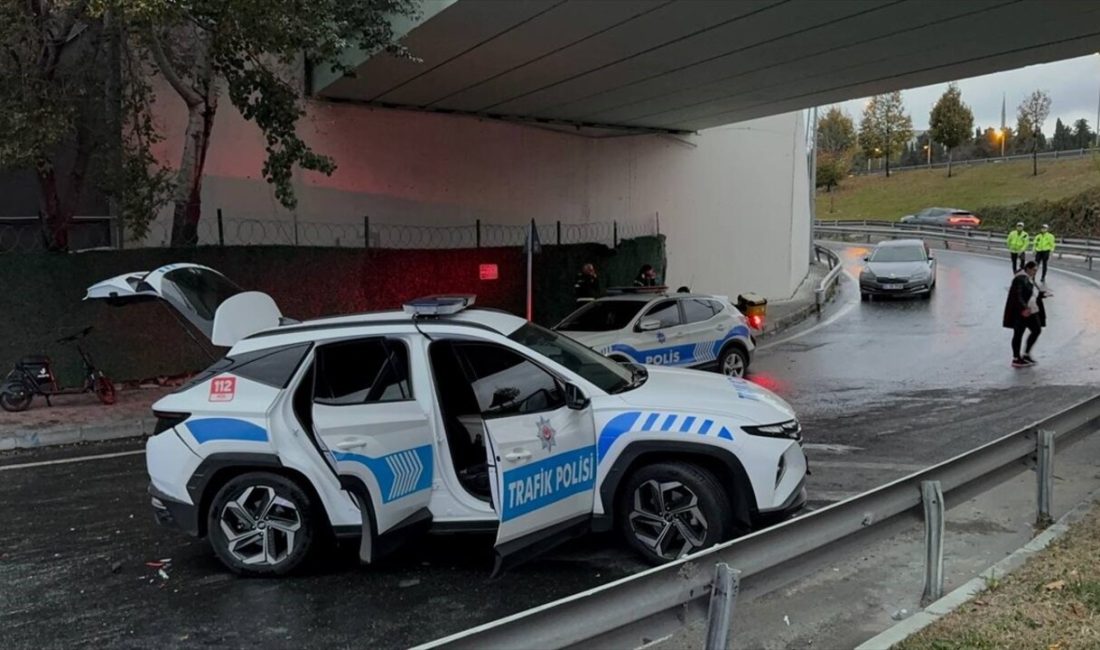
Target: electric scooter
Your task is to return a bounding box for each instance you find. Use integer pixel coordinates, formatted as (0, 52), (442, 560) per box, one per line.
(0, 326), (116, 412)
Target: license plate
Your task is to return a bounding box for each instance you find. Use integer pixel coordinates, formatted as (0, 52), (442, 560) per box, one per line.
(882, 283), (903, 290)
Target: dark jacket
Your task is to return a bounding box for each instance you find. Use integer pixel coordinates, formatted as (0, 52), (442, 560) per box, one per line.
(633, 274), (657, 287)
(1003, 273), (1046, 328)
(574, 272), (599, 299)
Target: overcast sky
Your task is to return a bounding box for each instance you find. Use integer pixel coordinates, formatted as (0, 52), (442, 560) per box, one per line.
(834, 54), (1100, 136)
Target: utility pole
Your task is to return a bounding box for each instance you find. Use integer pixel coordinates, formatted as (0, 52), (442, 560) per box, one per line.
(105, 8), (124, 248)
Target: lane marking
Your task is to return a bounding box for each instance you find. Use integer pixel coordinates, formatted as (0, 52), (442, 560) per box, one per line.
(809, 460), (926, 472)
(757, 269), (861, 351)
(803, 443), (864, 454)
(0, 449), (144, 471)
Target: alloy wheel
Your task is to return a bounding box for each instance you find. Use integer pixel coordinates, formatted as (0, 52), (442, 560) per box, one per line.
(219, 485), (302, 566)
(627, 479), (709, 560)
(722, 352), (746, 377)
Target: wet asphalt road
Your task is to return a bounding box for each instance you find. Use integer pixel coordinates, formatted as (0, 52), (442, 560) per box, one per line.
(2, 246), (1099, 649)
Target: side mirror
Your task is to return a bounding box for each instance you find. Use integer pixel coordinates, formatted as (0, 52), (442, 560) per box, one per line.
(638, 319), (661, 332)
(564, 383), (590, 410)
(862, 255), (870, 262)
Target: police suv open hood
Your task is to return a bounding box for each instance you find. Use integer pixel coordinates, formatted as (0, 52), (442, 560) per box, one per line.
(617, 366), (795, 425)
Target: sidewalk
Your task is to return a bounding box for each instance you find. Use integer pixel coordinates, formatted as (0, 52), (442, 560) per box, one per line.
(758, 259), (832, 339)
(0, 386), (168, 451)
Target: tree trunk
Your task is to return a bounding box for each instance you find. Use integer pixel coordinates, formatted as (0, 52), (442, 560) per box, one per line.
(885, 151), (890, 178)
(36, 164), (70, 251)
(947, 150), (952, 178)
(169, 90), (218, 247)
(1032, 146), (1038, 176)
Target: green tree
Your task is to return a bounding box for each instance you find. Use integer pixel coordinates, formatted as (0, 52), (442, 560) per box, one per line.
(0, 2), (172, 250)
(1017, 90), (1052, 176)
(1051, 118), (1072, 151)
(815, 106), (854, 196)
(928, 83), (973, 178)
(133, 0), (419, 246)
(858, 91), (913, 177)
(1072, 118), (1094, 150)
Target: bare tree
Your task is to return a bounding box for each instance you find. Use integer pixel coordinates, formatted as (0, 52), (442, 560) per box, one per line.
(1017, 90), (1052, 176)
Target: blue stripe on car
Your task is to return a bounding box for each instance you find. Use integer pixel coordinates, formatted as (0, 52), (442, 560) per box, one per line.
(186, 418), (268, 444)
(332, 445), (433, 503)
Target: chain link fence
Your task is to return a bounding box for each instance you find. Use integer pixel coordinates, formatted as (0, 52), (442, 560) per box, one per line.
(1, 212), (660, 252)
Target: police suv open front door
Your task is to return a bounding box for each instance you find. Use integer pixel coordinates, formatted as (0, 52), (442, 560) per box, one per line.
(453, 342), (596, 573)
(309, 337), (434, 563)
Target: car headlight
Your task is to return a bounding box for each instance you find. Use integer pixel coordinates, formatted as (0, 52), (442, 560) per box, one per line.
(860, 269), (875, 280)
(742, 420), (802, 441)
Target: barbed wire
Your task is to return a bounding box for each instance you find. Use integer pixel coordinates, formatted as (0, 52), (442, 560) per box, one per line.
(1, 213), (660, 252)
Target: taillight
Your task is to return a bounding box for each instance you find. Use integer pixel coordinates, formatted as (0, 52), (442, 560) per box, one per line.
(747, 314), (764, 330)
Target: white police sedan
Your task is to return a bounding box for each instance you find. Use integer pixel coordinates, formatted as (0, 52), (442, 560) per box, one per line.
(555, 292), (756, 377)
(85, 266), (803, 575)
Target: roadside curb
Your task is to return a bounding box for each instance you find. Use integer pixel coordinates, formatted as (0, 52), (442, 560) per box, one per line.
(0, 418), (151, 451)
(854, 486), (1100, 650)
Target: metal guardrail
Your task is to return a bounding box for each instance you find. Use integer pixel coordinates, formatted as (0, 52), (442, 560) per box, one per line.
(813, 244), (844, 310)
(814, 221), (1100, 269)
(853, 147), (1095, 176)
(417, 393), (1100, 650)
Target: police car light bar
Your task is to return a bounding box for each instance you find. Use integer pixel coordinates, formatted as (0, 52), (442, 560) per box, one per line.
(403, 295), (477, 316)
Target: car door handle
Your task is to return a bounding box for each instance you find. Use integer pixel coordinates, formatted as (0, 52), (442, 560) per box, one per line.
(334, 439), (366, 450)
(504, 450), (533, 462)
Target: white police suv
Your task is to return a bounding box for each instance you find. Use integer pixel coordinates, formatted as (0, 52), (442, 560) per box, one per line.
(87, 264), (806, 575)
(556, 292), (756, 377)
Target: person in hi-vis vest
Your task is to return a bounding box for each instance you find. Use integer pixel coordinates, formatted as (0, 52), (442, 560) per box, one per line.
(1005, 222), (1029, 273)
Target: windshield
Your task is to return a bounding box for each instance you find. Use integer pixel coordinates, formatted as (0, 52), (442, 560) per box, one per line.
(556, 300), (645, 332)
(870, 246), (926, 263)
(508, 323), (638, 394)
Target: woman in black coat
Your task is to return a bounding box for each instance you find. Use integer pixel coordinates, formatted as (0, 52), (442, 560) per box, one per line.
(1003, 261), (1046, 367)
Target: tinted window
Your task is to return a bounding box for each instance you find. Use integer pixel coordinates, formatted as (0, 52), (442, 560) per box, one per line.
(160, 267), (243, 320)
(233, 343), (311, 388)
(870, 245), (927, 263)
(173, 343), (310, 393)
(641, 300), (681, 329)
(682, 298), (718, 324)
(456, 343), (564, 417)
(314, 339), (411, 406)
(509, 323), (633, 394)
(556, 301), (645, 332)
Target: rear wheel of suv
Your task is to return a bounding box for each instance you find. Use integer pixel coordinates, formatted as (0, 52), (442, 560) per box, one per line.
(617, 462), (746, 564)
(207, 472), (317, 576)
(718, 345), (749, 378)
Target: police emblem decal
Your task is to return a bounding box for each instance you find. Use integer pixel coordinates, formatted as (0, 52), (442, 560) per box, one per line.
(536, 416), (556, 451)
(656, 331), (666, 344)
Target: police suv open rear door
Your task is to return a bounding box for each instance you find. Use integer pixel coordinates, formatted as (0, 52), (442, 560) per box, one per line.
(453, 342), (597, 574)
(85, 263), (282, 346)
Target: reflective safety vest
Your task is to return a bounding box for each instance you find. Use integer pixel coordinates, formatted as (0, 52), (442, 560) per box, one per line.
(1034, 232), (1056, 252)
(1006, 230), (1029, 253)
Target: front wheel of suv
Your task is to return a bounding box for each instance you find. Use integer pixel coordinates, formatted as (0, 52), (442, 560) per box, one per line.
(617, 462), (748, 564)
(207, 472), (318, 576)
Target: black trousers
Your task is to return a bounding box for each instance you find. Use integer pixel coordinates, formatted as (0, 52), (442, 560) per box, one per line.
(1010, 252), (1025, 272)
(1011, 316), (1042, 359)
(1035, 251), (1050, 280)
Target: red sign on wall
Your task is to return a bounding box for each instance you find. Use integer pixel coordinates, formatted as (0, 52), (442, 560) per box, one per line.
(479, 264), (499, 280)
(209, 376), (237, 402)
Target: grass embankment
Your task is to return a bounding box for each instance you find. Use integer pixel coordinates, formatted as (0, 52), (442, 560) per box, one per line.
(897, 499), (1100, 650)
(817, 156), (1100, 221)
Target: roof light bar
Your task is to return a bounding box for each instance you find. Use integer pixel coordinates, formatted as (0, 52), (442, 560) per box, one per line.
(403, 295), (476, 316)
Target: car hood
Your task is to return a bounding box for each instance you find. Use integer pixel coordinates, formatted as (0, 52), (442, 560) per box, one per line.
(866, 261), (929, 279)
(617, 366), (795, 424)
